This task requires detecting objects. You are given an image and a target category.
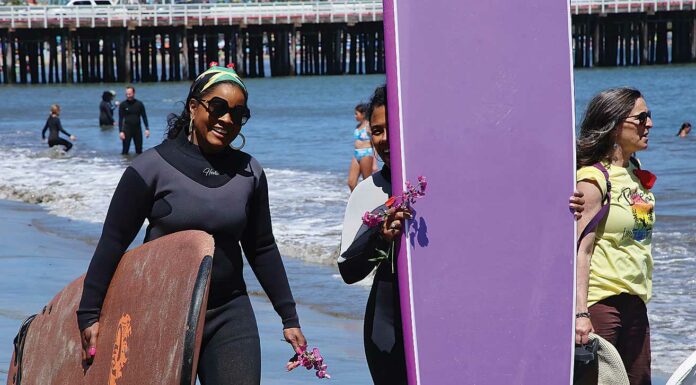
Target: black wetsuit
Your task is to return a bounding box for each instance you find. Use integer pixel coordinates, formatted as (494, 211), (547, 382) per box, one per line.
(338, 167), (407, 385)
(41, 115), (73, 152)
(77, 131), (300, 384)
(118, 98), (149, 154)
(99, 100), (115, 127)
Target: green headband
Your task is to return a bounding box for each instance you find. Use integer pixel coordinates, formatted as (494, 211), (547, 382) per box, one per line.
(192, 64), (248, 98)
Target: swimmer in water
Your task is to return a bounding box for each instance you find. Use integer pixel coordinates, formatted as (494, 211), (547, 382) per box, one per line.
(42, 104), (76, 152)
(99, 90), (119, 130)
(677, 122), (691, 137)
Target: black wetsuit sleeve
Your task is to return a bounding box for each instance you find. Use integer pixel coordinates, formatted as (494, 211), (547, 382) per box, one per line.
(338, 222), (389, 284)
(57, 118), (71, 137)
(139, 101), (149, 129)
(118, 103), (125, 132)
(76, 166), (153, 330)
(241, 171), (300, 329)
(41, 117), (49, 139)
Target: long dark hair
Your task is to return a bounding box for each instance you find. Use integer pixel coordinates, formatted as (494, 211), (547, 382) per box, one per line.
(165, 80), (248, 140)
(576, 87), (642, 168)
(677, 122), (691, 136)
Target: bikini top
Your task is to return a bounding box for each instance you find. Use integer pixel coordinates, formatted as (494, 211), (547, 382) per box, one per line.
(354, 126), (370, 142)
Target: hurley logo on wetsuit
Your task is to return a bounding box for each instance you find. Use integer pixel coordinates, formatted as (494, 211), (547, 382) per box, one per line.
(203, 168), (220, 176)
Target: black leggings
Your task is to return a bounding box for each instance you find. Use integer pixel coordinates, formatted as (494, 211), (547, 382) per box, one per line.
(48, 137), (73, 152)
(121, 128), (143, 154)
(197, 295), (261, 385)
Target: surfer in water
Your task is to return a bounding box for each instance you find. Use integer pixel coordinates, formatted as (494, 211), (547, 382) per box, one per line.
(118, 86), (150, 155)
(77, 64), (306, 384)
(575, 87), (655, 385)
(677, 122), (691, 137)
(347, 102), (377, 191)
(41, 104), (76, 152)
(99, 90), (118, 130)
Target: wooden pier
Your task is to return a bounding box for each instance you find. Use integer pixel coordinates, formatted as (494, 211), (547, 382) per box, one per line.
(571, 0), (696, 66)
(0, 1), (385, 84)
(5, 0), (696, 82)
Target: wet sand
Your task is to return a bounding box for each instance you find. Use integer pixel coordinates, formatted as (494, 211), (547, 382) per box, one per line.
(0, 199), (370, 384)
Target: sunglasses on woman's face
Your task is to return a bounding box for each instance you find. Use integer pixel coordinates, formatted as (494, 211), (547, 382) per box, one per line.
(197, 97), (250, 126)
(625, 110), (651, 125)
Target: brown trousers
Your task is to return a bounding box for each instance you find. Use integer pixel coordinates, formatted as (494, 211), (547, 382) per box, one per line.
(590, 293), (651, 385)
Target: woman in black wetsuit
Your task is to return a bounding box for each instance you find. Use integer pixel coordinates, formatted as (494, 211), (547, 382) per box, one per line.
(338, 85), (409, 384)
(42, 104), (76, 152)
(99, 90), (118, 129)
(77, 65), (307, 384)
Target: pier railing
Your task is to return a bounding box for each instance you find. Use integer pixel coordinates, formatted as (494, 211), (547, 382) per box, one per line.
(0, 0), (383, 29)
(4, 0), (696, 29)
(571, 0), (696, 14)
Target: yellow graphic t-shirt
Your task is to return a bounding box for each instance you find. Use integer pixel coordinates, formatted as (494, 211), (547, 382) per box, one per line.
(577, 161), (655, 306)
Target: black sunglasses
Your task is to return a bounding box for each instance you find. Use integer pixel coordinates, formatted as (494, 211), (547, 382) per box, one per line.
(197, 96), (250, 126)
(625, 110), (651, 125)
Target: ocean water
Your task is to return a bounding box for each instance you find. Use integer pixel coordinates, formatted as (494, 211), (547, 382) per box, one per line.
(0, 66), (695, 377)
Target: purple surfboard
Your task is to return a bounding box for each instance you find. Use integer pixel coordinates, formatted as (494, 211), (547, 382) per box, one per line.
(383, 1), (576, 383)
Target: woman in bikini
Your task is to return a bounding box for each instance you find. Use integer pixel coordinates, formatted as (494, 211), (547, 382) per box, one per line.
(347, 103), (376, 191)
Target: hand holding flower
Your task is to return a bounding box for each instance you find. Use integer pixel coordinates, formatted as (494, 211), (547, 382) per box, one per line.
(361, 176), (427, 271)
(380, 207), (412, 241)
(283, 328), (307, 355)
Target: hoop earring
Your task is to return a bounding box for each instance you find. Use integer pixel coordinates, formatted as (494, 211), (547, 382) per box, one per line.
(231, 133), (246, 150)
(188, 119), (194, 142)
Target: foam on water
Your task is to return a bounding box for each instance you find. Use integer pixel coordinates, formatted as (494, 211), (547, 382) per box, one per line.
(0, 146), (349, 266)
(649, 229), (696, 375)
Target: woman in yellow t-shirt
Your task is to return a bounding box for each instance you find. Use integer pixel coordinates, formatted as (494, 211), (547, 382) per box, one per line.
(575, 87), (655, 385)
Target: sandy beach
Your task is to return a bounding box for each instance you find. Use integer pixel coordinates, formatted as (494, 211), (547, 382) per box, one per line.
(0, 199), (370, 384)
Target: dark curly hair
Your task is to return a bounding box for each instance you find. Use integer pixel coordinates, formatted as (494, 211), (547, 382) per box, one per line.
(366, 85), (386, 122)
(576, 87), (642, 168)
(165, 80), (248, 140)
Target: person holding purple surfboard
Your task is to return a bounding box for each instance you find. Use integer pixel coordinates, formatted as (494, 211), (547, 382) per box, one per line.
(338, 85), (587, 385)
(76, 64), (307, 384)
(338, 85), (410, 384)
(575, 87), (655, 385)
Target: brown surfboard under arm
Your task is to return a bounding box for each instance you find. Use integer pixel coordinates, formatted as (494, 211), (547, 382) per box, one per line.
(7, 230), (214, 385)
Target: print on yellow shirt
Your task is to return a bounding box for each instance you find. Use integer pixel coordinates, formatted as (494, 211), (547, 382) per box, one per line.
(618, 187), (654, 243)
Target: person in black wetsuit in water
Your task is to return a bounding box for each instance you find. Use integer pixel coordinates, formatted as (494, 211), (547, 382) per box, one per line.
(77, 64), (307, 384)
(42, 104), (76, 152)
(99, 90), (118, 130)
(118, 86), (149, 155)
(338, 85), (409, 384)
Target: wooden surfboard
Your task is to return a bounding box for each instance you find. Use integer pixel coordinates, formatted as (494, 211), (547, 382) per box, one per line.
(6, 230), (214, 385)
(382, 0), (576, 383)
